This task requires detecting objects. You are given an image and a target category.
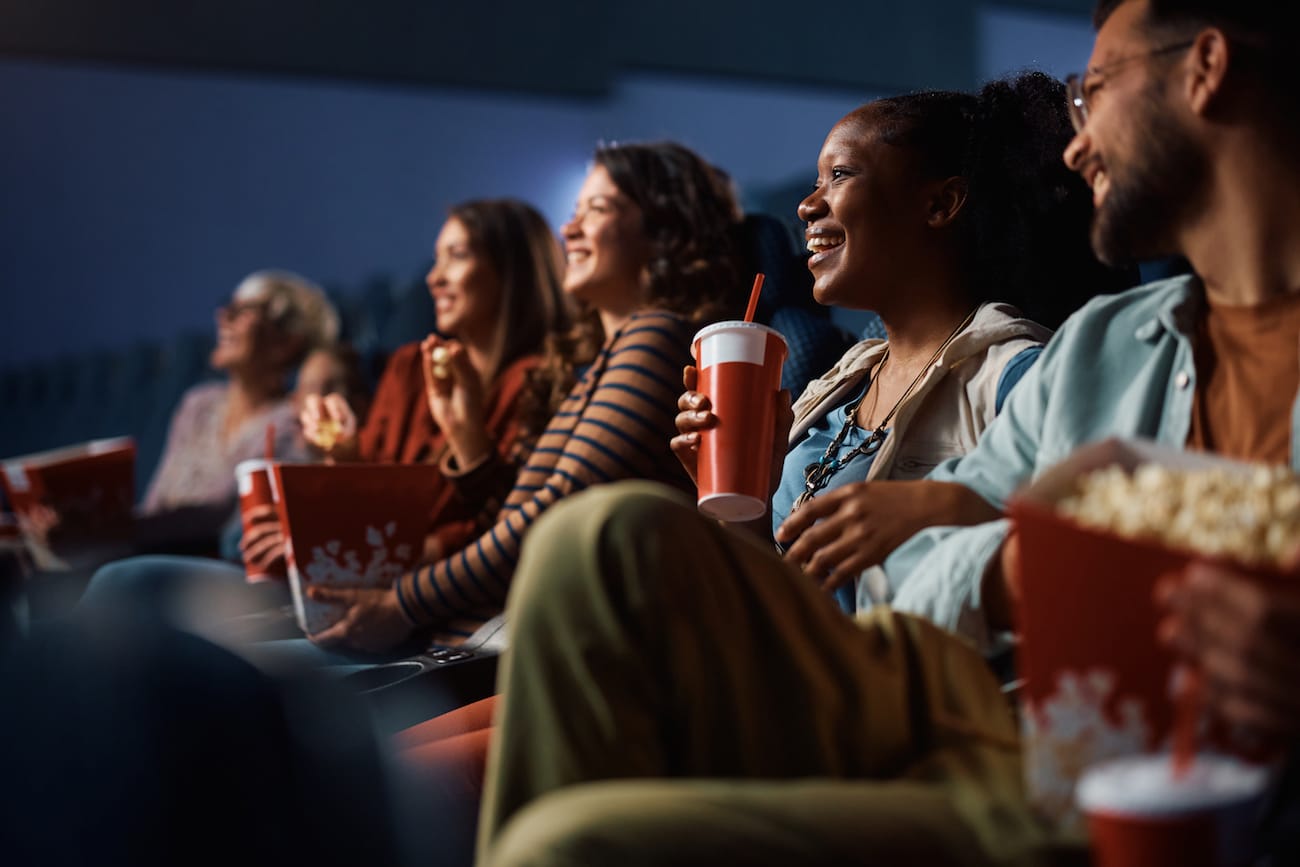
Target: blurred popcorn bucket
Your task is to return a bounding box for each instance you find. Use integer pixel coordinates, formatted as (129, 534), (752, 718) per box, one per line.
(270, 463), (441, 635)
(0, 437), (136, 569)
(1006, 438), (1287, 830)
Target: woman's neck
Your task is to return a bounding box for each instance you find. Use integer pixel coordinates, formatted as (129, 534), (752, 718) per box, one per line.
(878, 296), (977, 370)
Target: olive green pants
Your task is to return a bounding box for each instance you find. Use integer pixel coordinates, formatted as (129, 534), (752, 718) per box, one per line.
(477, 481), (1078, 867)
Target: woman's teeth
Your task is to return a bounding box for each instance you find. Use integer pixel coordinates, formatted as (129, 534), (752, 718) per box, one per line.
(806, 236), (843, 253)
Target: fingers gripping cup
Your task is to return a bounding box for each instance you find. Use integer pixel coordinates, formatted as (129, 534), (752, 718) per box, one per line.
(692, 321), (788, 522)
(235, 459), (288, 583)
(1077, 755), (1270, 867)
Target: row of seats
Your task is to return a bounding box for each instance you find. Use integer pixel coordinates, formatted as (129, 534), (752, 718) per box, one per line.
(0, 271), (437, 494)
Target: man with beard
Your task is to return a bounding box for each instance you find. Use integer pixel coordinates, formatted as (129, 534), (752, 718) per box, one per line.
(888, 0), (1300, 715)
(474, 1), (1300, 865)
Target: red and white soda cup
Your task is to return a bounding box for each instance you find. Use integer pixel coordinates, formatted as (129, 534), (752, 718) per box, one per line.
(1077, 754), (1270, 867)
(691, 321), (788, 522)
(235, 459), (288, 583)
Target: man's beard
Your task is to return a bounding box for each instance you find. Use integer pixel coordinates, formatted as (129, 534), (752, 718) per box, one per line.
(1091, 86), (1208, 267)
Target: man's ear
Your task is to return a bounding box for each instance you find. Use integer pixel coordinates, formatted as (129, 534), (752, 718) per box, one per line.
(927, 176), (969, 229)
(1185, 27), (1231, 117)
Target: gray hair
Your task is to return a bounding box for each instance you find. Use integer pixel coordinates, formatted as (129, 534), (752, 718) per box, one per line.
(233, 270), (340, 353)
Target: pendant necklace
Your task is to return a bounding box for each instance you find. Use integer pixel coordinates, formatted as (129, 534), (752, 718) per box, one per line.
(792, 308), (978, 511)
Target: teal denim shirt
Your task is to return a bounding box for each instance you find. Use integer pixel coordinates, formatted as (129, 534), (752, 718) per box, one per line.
(882, 275), (1300, 652)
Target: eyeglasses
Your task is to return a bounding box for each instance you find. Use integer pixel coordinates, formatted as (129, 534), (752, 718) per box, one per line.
(1065, 40), (1194, 131)
(218, 299), (269, 320)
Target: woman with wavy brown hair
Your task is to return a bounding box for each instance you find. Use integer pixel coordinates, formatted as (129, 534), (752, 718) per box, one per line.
(289, 198), (570, 569)
(307, 140), (746, 652)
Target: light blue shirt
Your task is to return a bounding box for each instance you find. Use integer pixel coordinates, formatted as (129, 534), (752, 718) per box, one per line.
(882, 275), (1300, 652)
(774, 346), (1043, 613)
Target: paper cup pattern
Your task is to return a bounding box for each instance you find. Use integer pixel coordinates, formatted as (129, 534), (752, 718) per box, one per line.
(0, 437), (135, 568)
(1008, 438), (1286, 830)
(271, 463), (442, 635)
(692, 321), (787, 522)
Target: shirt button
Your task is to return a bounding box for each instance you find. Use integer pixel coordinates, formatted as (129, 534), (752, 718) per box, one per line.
(1175, 371), (1190, 389)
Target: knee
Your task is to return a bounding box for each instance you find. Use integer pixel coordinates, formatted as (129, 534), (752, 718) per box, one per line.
(510, 481), (696, 629)
(486, 785), (660, 867)
(80, 556), (157, 608)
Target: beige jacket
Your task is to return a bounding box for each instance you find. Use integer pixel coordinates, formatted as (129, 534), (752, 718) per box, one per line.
(789, 302), (1049, 483)
(788, 302), (1049, 606)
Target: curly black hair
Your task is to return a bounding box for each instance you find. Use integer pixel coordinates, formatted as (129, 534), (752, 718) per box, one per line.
(867, 71), (1133, 329)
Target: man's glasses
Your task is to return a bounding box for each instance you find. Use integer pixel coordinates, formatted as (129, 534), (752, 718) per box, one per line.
(1065, 40), (1194, 132)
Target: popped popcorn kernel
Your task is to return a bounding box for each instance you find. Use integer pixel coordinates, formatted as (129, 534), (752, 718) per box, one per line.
(1057, 463), (1300, 567)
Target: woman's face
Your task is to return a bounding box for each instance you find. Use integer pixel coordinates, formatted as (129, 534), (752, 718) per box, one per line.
(211, 281), (278, 372)
(797, 110), (932, 310)
(425, 217), (503, 341)
(560, 165), (651, 311)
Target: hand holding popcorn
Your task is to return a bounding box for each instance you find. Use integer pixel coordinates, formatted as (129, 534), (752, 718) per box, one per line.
(301, 393), (359, 459)
(420, 335), (492, 469)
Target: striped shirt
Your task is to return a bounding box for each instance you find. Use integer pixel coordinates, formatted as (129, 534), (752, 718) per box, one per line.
(396, 310), (694, 640)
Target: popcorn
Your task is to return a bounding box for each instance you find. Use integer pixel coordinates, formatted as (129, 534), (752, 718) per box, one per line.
(430, 345), (451, 380)
(1057, 463), (1300, 567)
(315, 418), (343, 450)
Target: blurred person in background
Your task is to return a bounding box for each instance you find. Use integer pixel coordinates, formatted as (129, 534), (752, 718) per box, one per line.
(139, 270), (337, 525)
(83, 200), (569, 631)
(20, 271), (338, 615)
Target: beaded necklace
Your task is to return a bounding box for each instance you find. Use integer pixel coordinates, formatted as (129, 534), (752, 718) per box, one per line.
(792, 308), (978, 510)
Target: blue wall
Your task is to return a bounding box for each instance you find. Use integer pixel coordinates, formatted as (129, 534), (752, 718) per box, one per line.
(0, 4), (1096, 369)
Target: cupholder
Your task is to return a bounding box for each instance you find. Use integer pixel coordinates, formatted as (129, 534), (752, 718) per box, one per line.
(341, 660), (428, 694)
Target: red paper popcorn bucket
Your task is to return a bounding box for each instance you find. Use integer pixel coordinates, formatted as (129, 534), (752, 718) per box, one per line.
(1007, 438), (1287, 829)
(270, 463), (442, 635)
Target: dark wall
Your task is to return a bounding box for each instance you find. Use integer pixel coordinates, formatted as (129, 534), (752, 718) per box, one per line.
(0, 0), (1095, 95)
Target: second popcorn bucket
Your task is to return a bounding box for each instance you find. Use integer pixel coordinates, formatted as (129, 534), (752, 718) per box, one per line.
(691, 320), (788, 522)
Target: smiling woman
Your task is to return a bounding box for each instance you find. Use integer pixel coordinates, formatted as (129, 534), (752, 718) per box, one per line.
(668, 71), (1134, 613)
(307, 140), (745, 653)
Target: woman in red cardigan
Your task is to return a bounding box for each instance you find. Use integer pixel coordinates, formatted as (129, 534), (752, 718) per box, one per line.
(83, 200), (568, 624)
(240, 199), (571, 576)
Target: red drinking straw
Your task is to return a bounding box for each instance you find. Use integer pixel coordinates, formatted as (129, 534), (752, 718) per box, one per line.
(265, 423), (276, 461)
(743, 273), (766, 323)
(1170, 664), (1203, 779)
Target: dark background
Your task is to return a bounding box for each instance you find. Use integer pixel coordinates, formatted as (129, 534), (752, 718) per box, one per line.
(0, 0), (1098, 368)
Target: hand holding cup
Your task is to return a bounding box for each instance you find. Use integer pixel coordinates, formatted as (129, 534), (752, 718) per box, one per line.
(686, 321), (789, 523)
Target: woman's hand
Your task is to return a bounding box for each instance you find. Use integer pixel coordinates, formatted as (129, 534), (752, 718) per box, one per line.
(421, 335), (492, 469)
(671, 365), (791, 493)
(18, 503), (62, 550)
(777, 480), (998, 592)
(1157, 561), (1300, 746)
(300, 393), (358, 460)
(237, 504), (285, 574)
(306, 584), (413, 654)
